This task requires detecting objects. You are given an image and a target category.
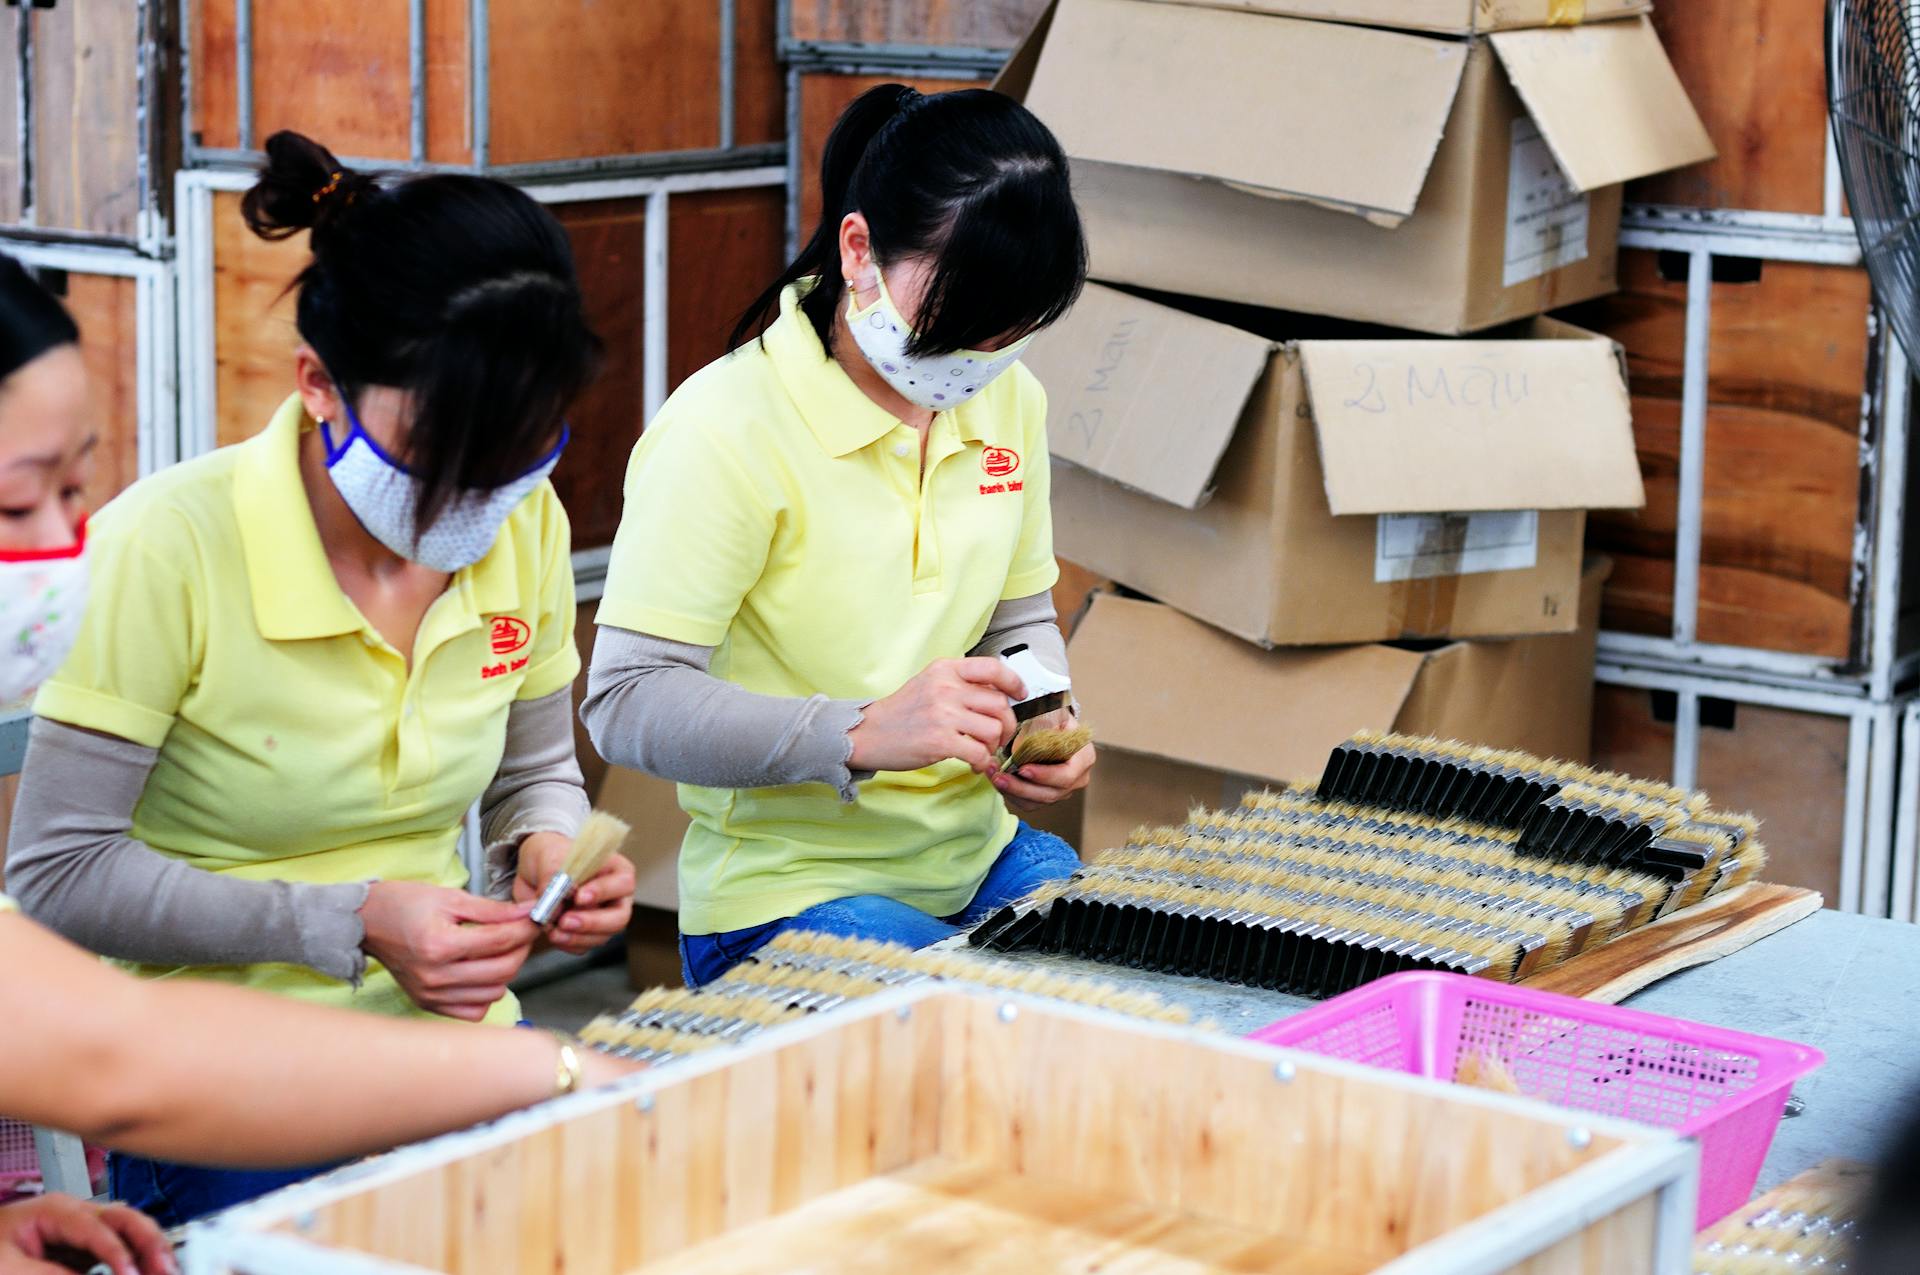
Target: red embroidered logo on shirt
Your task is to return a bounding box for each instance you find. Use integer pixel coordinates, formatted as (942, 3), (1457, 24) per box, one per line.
(982, 446), (1020, 478)
(482, 657), (530, 679)
(489, 616), (531, 655)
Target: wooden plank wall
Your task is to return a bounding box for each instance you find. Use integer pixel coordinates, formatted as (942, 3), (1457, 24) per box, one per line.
(1591, 685), (1848, 901)
(788, 0), (1049, 48)
(1560, 251), (1872, 661)
(190, 0), (780, 165)
(31, 4), (141, 237)
(795, 72), (980, 234)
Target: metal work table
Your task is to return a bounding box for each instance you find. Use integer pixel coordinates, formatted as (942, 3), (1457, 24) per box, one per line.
(967, 908), (1911, 1193)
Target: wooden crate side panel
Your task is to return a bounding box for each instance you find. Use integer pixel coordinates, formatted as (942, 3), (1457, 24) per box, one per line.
(210, 191), (306, 447)
(788, 0), (1049, 49)
(30, 4), (140, 236)
(667, 185), (786, 391)
(1563, 253), (1869, 660)
(796, 72), (978, 233)
(551, 197), (647, 551)
(1628, 0), (1827, 214)
(66, 273), (142, 510)
(1506, 1194), (1658, 1274)
(1591, 685), (1846, 900)
(941, 997), (1629, 1260)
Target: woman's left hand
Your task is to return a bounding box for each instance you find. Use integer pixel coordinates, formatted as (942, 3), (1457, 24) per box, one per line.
(990, 709), (1096, 813)
(515, 832), (638, 956)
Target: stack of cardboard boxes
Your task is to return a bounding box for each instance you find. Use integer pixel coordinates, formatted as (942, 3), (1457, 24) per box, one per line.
(1001, 0), (1716, 851)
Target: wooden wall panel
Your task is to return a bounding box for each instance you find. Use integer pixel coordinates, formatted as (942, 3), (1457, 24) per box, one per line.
(1591, 686), (1847, 902)
(1628, 0), (1828, 214)
(0, 9), (20, 226)
(667, 186), (786, 389)
(552, 198), (647, 551)
(735, 0), (786, 148)
(31, 4), (140, 236)
(211, 191), (306, 447)
(788, 0), (1048, 49)
(797, 72), (979, 233)
(1561, 252), (1871, 660)
(65, 273), (142, 510)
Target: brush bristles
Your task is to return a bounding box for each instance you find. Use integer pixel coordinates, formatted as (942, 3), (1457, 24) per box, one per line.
(565, 810), (632, 884)
(1009, 724), (1093, 771)
(1693, 1160), (1868, 1274)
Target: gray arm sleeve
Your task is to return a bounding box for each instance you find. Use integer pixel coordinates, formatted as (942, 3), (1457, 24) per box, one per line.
(477, 688), (592, 898)
(3, 717), (371, 983)
(968, 591), (1071, 679)
(582, 629), (870, 804)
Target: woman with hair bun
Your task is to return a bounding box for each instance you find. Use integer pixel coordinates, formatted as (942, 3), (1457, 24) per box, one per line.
(4, 132), (637, 1224)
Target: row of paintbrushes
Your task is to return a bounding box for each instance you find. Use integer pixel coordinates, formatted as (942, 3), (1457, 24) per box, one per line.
(970, 734), (1766, 997)
(579, 929), (1192, 1063)
(1694, 1160), (1867, 1273)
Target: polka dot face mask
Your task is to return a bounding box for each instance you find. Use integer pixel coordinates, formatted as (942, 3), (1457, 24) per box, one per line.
(321, 399), (567, 573)
(0, 519), (87, 710)
(845, 267), (1033, 411)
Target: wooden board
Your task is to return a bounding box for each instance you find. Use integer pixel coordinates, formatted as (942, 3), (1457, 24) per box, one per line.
(209, 190), (306, 447)
(64, 272), (143, 510)
(632, 1159), (1369, 1275)
(0, 8), (19, 226)
(1627, 0), (1828, 214)
(1521, 882), (1822, 1003)
(193, 0), (780, 165)
(666, 186), (787, 391)
(30, 3), (141, 237)
(1561, 252), (1872, 660)
(788, 0), (1049, 49)
(796, 72), (980, 233)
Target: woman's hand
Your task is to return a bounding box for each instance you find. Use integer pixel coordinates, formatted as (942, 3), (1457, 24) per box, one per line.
(991, 707), (1096, 813)
(0, 1195), (176, 1275)
(359, 882), (538, 1021)
(514, 832), (637, 956)
(848, 657), (1025, 775)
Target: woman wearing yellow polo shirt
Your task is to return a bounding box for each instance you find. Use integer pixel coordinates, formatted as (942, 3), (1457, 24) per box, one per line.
(4, 134), (636, 1226)
(584, 86), (1094, 986)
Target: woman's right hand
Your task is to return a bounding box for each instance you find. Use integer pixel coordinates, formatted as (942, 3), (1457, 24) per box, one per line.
(848, 657), (1026, 775)
(0, 1195), (175, 1275)
(359, 882), (539, 1021)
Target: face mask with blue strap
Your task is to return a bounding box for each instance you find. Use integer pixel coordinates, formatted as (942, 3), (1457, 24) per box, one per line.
(320, 395), (568, 572)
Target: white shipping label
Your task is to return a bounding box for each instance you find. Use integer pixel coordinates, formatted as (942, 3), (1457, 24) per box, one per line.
(1503, 117), (1590, 288)
(1375, 511), (1540, 583)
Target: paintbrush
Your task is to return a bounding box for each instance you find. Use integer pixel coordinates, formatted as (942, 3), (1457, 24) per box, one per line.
(529, 810), (632, 927)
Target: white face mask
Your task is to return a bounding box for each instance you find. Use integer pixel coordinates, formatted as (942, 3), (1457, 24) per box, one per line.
(0, 521), (88, 710)
(846, 267), (1032, 411)
(321, 402), (566, 573)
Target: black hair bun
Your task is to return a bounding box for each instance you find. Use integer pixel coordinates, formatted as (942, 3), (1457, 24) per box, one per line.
(239, 131), (377, 242)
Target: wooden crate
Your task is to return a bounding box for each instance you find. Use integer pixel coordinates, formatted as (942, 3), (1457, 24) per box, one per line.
(188, 0), (782, 166)
(0, 4), (154, 238)
(1560, 251), (1874, 662)
(190, 988), (1695, 1275)
(795, 71), (982, 233)
(201, 182), (784, 551)
(1626, 0), (1828, 214)
(788, 0), (1050, 48)
(1591, 684), (1850, 901)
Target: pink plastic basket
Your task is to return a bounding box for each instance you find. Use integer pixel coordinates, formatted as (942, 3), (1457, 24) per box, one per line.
(0, 1120), (105, 1203)
(1248, 972), (1823, 1227)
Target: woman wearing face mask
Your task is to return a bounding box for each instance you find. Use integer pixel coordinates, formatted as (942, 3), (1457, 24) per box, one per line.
(4, 132), (637, 1225)
(0, 254), (640, 1274)
(582, 86), (1093, 987)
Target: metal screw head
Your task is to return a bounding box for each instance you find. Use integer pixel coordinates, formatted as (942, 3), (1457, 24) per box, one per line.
(635, 1093), (656, 1114)
(1272, 1059), (1297, 1084)
(1567, 1127), (1593, 1150)
(294, 1211), (318, 1234)
(997, 1003), (1019, 1024)
(895, 1005), (913, 1022)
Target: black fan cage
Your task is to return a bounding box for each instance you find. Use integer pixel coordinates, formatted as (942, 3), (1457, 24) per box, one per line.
(1832, 0), (1920, 362)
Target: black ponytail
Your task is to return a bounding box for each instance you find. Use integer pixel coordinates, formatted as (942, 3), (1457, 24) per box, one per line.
(0, 254), (78, 384)
(729, 85), (1087, 358)
(242, 131), (604, 535)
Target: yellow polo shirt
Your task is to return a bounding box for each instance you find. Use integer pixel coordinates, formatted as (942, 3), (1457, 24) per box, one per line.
(598, 282), (1060, 935)
(34, 394), (580, 1022)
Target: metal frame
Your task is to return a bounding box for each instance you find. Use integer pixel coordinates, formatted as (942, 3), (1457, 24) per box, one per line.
(182, 0), (780, 182)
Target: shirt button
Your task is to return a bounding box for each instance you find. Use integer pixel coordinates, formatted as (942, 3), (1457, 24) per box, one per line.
(403, 704), (415, 719)
(893, 442), (910, 457)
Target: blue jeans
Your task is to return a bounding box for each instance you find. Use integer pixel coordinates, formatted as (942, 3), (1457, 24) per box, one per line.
(679, 822), (1078, 987)
(108, 1154), (339, 1229)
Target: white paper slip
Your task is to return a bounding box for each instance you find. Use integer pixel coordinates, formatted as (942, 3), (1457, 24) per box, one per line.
(1375, 510), (1540, 583)
(1503, 117), (1590, 288)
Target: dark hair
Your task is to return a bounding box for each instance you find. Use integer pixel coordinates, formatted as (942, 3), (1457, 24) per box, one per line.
(241, 131), (603, 532)
(0, 254), (79, 383)
(730, 85), (1087, 358)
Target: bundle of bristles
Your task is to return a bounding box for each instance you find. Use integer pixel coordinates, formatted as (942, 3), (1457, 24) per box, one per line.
(579, 929), (1193, 1064)
(969, 730), (1768, 998)
(1694, 1160), (1868, 1273)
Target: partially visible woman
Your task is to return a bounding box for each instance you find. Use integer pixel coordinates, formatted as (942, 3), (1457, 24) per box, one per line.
(0, 253), (634, 1273)
(5, 132), (635, 1226)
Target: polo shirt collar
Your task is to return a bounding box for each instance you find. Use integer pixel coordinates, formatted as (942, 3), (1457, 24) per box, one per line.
(234, 394), (522, 642)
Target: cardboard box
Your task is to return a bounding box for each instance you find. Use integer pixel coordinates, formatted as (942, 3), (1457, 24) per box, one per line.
(1021, 283), (1643, 646)
(1070, 559), (1608, 853)
(1002, 0), (1713, 332)
(1133, 0), (1649, 34)
(595, 764), (689, 914)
